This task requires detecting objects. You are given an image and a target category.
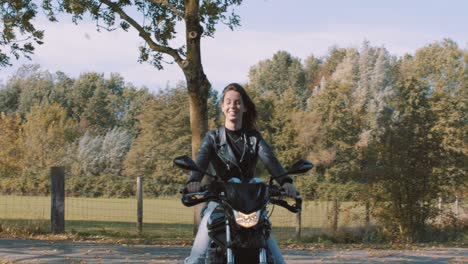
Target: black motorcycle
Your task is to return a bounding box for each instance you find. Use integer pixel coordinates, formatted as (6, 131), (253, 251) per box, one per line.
(174, 155), (313, 264)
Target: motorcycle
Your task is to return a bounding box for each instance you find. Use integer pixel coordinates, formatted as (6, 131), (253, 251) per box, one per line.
(173, 155), (313, 264)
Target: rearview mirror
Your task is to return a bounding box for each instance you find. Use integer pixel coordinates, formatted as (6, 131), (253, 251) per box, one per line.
(286, 159), (314, 175)
(173, 155), (202, 172)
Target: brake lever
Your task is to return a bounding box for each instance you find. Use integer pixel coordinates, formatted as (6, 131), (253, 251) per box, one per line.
(269, 185), (302, 213)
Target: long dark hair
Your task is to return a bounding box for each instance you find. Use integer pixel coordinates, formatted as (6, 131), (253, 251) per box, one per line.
(221, 83), (258, 131)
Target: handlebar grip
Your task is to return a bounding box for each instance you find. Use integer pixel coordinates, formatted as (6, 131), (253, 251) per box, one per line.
(181, 193), (207, 207)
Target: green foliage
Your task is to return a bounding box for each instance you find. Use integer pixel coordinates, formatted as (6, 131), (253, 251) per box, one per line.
(0, 112), (23, 177)
(123, 85), (192, 196)
(247, 51), (306, 167)
(22, 103), (79, 170)
(0, 83), (21, 113)
(2, 0), (243, 69)
(0, 0), (44, 67)
(370, 76), (442, 242)
(249, 51), (307, 108)
(411, 39), (467, 196)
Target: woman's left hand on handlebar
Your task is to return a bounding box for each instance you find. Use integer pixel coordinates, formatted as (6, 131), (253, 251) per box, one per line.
(282, 182), (299, 198)
(186, 182), (201, 193)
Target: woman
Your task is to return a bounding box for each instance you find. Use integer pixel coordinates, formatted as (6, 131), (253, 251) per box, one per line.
(185, 83), (298, 264)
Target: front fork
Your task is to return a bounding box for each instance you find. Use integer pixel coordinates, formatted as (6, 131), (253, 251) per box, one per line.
(226, 219), (234, 264)
(225, 219), (268, 264)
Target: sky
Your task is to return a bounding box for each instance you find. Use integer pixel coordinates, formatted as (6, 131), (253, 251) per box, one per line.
(0, 0), (467, 92)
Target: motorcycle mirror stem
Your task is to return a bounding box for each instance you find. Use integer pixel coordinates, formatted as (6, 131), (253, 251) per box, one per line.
(173, 155), (217, 178)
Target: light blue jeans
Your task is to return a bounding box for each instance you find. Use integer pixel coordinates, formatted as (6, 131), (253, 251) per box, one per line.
(184, 178), (285, 264)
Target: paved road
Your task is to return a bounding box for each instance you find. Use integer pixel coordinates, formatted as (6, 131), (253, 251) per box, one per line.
(0, 238), (466, 263)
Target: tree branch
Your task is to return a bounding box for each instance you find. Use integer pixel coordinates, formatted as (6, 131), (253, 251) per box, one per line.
(100, 0), (184, 65)
(148, 0), (185, 19)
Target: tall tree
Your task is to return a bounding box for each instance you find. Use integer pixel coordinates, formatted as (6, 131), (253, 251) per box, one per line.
(411, 39), (467, 196)
(371, 75), (441, 242)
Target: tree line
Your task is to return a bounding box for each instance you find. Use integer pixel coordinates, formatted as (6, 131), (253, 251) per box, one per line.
(0, 39), (466, 241)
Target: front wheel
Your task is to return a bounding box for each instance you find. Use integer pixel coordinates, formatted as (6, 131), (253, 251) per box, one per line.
(205, 246), (224, 264)
(235, 248), (274, 264)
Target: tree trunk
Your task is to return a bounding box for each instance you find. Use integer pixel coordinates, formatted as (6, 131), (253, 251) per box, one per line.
(184, 0), (211, 234)
(188, 89), (209, 159)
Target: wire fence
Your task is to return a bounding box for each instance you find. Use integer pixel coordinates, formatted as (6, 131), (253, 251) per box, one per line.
(0, 175), (465, 242)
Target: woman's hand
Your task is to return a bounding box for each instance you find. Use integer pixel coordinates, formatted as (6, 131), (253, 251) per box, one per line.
(186, 182), (201, 193)
(282, 182), (299, 198)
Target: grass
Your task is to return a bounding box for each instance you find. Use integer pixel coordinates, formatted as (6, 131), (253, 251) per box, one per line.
(0, 195), (371, 243)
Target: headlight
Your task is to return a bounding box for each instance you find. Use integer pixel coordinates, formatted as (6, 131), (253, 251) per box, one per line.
(233, 210), (260, 228)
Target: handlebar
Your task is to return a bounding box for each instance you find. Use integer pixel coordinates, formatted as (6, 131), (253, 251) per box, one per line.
(270, 197), (302, 213)
(181, 184), (302, 213)
(179, 186), (213, 207)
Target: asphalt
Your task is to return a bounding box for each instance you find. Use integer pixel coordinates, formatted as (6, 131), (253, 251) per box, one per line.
(0, 238), (466, 263)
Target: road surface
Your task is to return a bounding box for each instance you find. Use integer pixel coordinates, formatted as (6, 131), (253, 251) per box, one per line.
(0, 238), (466, 263)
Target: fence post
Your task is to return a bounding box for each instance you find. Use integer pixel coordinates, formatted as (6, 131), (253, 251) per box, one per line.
(51, 167), (65, 234)
(365, 200), (370, 228)
(455, 196), (459, 217)
(332, 197), (338, 234)
(295, 211), (301, 240)
(137, 177), (143, 234)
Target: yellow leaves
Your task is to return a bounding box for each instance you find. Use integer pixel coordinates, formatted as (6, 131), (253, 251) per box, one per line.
(0, 112), (23, 176)
(22, 103), (79, 169)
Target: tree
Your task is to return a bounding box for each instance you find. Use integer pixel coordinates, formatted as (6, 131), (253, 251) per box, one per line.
(247, 51), (307, 175)
(5, 64), (55, 116)
(22, 103), (79, 173)
(76, 128), (132, 176)
(0, 112), (23, 177)
(411, 39), (467, 197)
(117, 85), (153, 137)
(0, 82), (21, 113)
(249, 50), (308, 108)
(304, 54), (321, 92)
(0, 0), (44, 67)
(124, 85), (192, 195)
(370, 76), (442, 242)
(67, 72), (135, 133)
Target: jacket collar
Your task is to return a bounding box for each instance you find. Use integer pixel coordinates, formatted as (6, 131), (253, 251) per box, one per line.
(217, 126), (240, 168)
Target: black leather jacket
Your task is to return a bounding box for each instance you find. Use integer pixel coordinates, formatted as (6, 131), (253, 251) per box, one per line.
(188, 126), (292, 185)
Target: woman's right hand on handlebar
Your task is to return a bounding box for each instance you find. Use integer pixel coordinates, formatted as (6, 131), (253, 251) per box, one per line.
(186, 181), (201, 193)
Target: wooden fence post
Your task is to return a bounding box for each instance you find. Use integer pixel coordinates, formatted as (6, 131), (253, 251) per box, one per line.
(455, 196), (459, 217)
(365, 200), (370, 228)
(295, 211), (302, 240)
(137, 177), (143, 234)
(332, 197), (338, 234)
(51, 167), (65, 234)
